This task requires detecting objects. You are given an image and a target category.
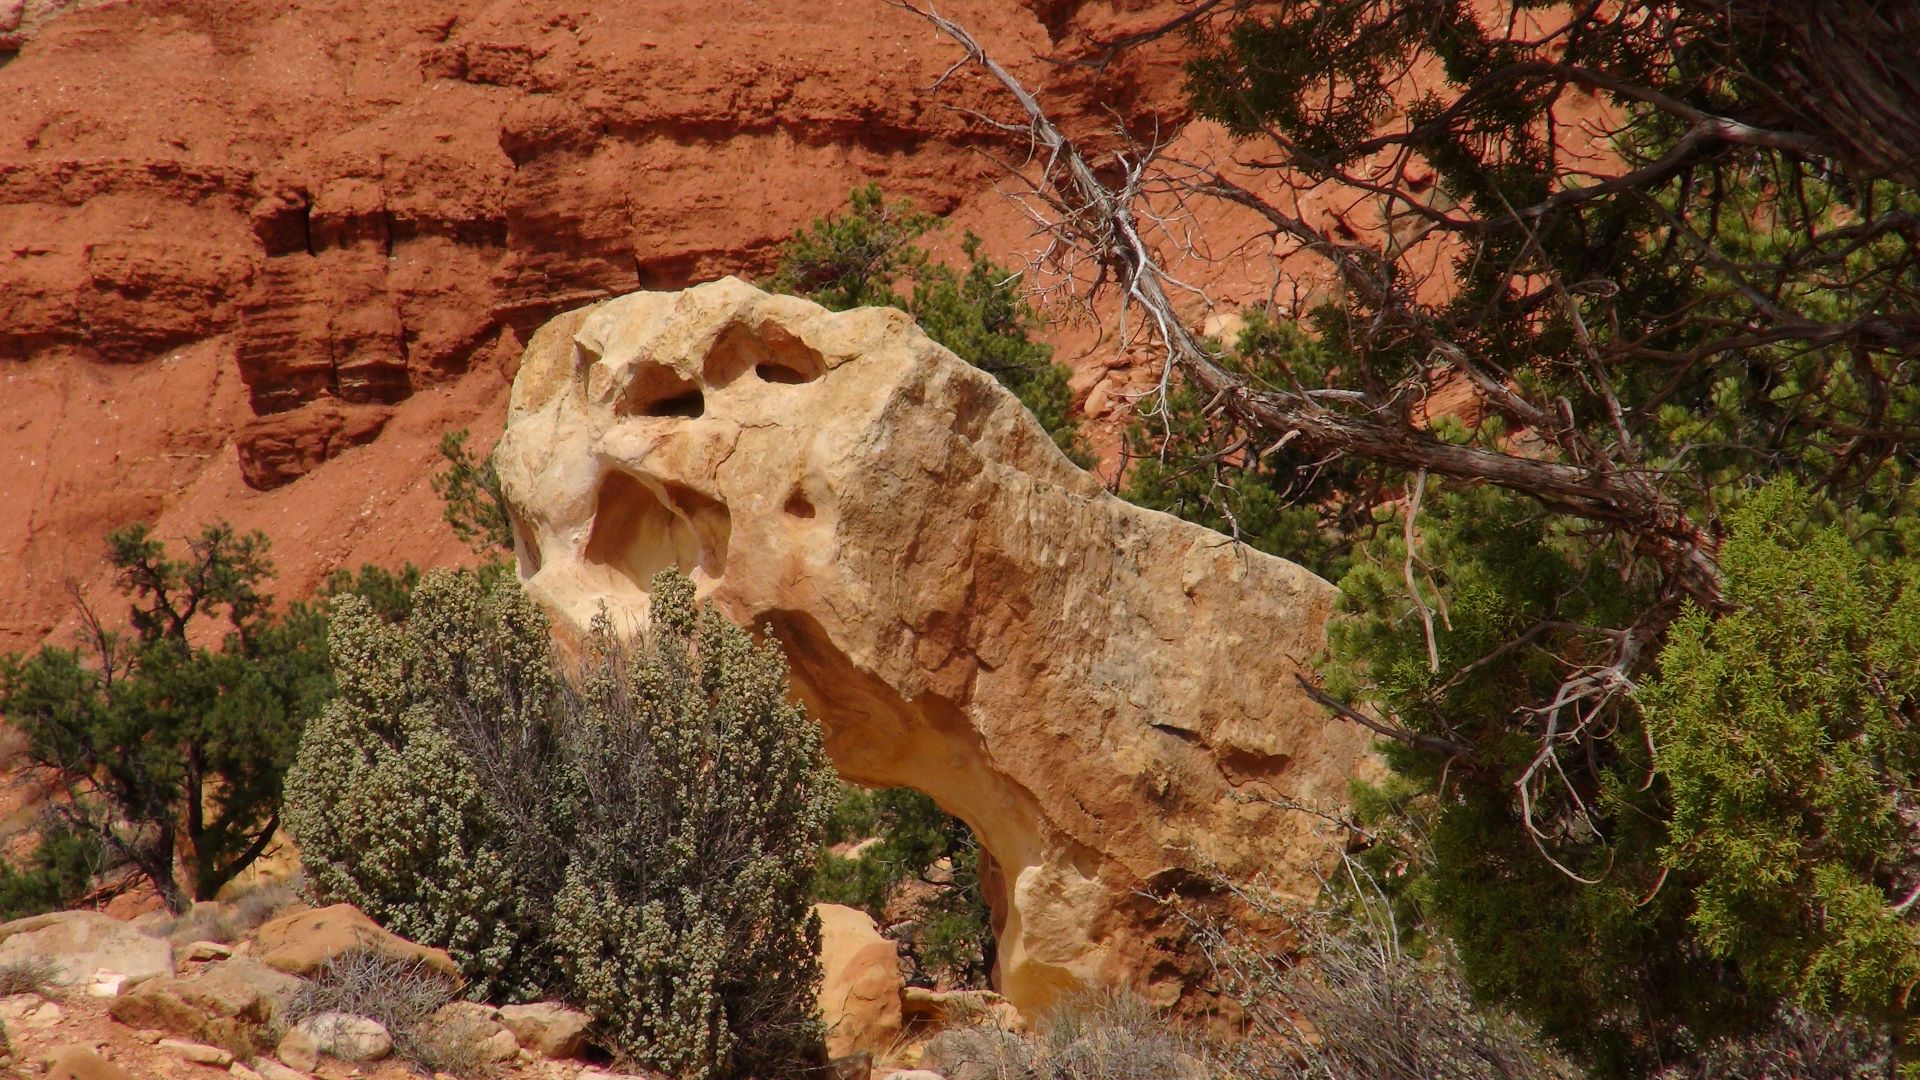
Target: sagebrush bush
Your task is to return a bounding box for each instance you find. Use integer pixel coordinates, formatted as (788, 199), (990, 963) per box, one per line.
(924, 989), (1207, 1080)
(285, 568), (835, 1079)
(284, 571), (551, 1000)
(551, 571), (836, 1078)
(0, 957), (60, 997)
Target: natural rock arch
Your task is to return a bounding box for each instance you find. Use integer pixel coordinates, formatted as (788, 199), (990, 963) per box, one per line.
(494, 278), (1374, 1012)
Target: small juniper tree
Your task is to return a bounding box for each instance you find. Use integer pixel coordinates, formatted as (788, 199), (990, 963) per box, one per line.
(0, 523), (378, 912)
(1644, 483), (1920, 1041)
(770, 184), (1086, 463)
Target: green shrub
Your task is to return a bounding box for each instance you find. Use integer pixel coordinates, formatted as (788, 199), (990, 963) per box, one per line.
(0, 523), (411, 913)
(1644, 483), (1920, 1028)
(553, 572), (836, 1077)
(770, 184), (1087, 463)
(0, 818), (107, 919)
(286, 568), (835, 1079)
(284, 570), (557, 1001)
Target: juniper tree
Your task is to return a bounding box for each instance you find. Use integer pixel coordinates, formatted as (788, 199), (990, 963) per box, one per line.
(0, 523), (400, 912)
(770, 184), (1085, 462)
(899, 0), (1920, 1071)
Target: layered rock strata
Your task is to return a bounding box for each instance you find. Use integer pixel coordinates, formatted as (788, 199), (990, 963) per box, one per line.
(495, 279), (1374, 1012)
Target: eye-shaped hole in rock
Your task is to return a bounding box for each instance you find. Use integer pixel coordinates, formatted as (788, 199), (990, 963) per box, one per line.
(583, 471), (731, 593)
(782, 486), (816, 520)
(703, 321), (827, 387)
(617, 364), (706, 419)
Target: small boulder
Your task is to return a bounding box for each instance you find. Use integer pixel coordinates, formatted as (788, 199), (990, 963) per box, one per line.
(274, 1026), (320, 1072)
(290, 1011), (391, 1062)
(477, 1026), (519, 1062)
(109, 957), (302, 1051)
(159, 1038), (234, 1066)
(902, 987), (1023, 1031)
(252, 1055), (312, 1080)
(0, 992), (64, 1029)
(0, 912), (172, 987)
(183, 941), (236, 962)
(86, 971), (140, 998)
(429, 1001), (518, 1063)
(497, 1001), (591, 1059)
(253, 905), (457, 980)
(44, 1045), (137, 1080)
(815, 903), (904, 1059)
(923, 1026), (1031, 1080)
(827, 1050), (873, 1080)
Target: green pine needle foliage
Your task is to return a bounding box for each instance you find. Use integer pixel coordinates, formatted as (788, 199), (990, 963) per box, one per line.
(770, 184), (1088, 464)
(814, 786), (996, 988)
(1644, 482), (1920, 1027)
(0, 522), (411, 914)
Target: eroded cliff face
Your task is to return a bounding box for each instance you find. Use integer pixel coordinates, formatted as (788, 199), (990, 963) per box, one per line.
(496, 279), (1374, 1013)
(0, 0), (1194, 651)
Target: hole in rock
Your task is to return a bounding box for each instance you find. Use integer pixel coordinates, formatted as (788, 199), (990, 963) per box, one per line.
(783, 487), (815, 519)
(645, 390), (706, 418)
(817, 782), (1000, 995)
(703, 321), (826, 387)
(583, 471), (731, 592)
(617, 364), (706, 419)
(757, 361), (814, 384)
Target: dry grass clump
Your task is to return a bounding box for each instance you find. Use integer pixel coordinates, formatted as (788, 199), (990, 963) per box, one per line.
(149, 878), (305, 946)
(1652, 1007), (1892, 1080)
(284, 948), (494, 1077)
(1171, 869), (1577, 1080)
(0, 956), (60, 997)
(925, 989), (1210, 1080)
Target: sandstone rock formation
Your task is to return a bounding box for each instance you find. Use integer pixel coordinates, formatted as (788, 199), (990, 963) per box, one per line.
(815, 903), (906, 1059)
(0, 912), (173, 988)
(496, 279), (1375, 1012)
(107, 957), (301, 1052)
(251, 904), (459, 980)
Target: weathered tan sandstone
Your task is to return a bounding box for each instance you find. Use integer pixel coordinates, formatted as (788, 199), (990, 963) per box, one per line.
(495, 279), (1374, 1012)
(815, 903), (905, 1059)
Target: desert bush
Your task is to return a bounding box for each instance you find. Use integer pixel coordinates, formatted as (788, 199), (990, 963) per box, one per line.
(154, 882), (303, 945)
(1160, 857), (1575, 1080)
(769, 184), (1086, 463)
(283, 570), (549, 1000)
(0, 956), (60, 997)
(286, 568), (836, 1079)
(1652, 1007), (1891, 1080)
(0, 816), (108, 919)
(550, 571), (836, 1078)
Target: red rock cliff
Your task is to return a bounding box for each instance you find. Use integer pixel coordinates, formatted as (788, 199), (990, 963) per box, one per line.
(0, 0), (1193, 650)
